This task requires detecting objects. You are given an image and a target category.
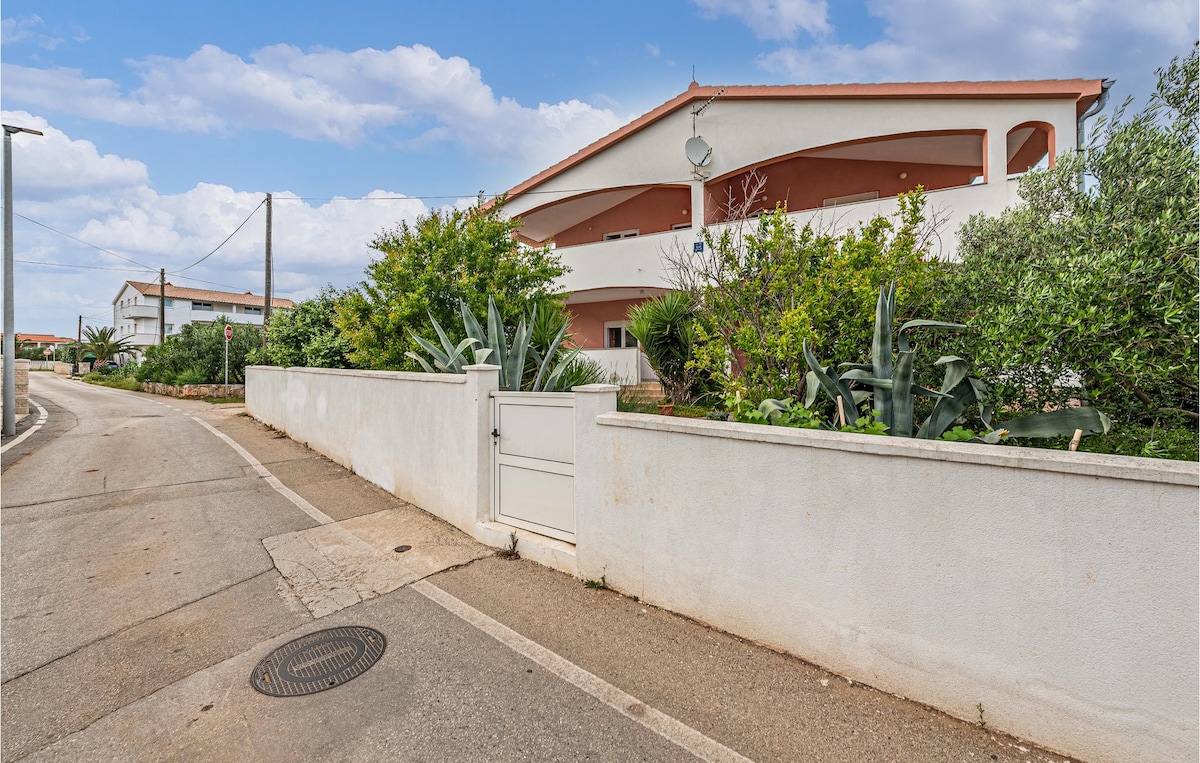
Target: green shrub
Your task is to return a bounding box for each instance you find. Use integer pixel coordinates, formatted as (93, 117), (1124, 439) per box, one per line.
(82, 373), (140, 391)
(175, 368), (208, 386)
(136, 318), (262, 384)
(668, 189), (943, 403)
(336, 202), (566, 370)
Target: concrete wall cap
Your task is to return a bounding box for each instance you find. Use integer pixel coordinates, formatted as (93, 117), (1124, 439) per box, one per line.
(596, 411), (1200, 486)
(572, 384), (621, 393)
(246, 365), (467, 384)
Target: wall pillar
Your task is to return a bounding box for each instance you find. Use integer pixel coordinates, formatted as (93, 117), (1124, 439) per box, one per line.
(463, 364), (502, 528)
(571, 383), (619, 580)
(690, 179), (706, 229)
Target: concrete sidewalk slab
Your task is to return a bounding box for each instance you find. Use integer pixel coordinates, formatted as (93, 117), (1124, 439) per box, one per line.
(264, 508), (491, 619)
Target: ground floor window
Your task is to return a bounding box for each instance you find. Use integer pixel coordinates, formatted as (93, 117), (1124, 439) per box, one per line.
(605, 321), (639, 349)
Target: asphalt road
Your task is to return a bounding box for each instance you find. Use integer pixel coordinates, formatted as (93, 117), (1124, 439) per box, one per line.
(1, 374), (1079, 762)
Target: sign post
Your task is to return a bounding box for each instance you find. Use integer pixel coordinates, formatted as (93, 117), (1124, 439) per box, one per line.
(224, 324), (232, 397)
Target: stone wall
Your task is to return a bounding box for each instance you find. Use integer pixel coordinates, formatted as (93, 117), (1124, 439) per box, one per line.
(1, 359), (31, 415)
(53, 362), (73, 376)
(140, 382), (246, 399)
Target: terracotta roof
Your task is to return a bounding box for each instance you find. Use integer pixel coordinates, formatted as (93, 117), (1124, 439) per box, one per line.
(119, 281), (294, 309)
(1, 333), (75, 344)
(498, 79), (1107, 201)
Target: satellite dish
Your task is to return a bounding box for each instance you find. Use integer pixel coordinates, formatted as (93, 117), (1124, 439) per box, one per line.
(685, 136), (712, 167)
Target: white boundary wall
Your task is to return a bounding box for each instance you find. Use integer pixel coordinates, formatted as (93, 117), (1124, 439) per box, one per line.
(572, 397), (1199, 763)
(246, 365), (497, 537)
(248, 370), (1198, 763)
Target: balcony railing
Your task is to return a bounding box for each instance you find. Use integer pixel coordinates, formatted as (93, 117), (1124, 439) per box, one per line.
(551, 182), (1015, 295)
(118, 304), (159, 319)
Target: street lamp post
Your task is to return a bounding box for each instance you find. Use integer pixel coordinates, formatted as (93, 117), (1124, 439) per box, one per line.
(3, 123), (44, 437)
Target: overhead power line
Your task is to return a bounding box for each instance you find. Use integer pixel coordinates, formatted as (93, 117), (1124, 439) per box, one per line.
(173, 197), (267, 273)
(14, 213), (157, 271)
(15, 259), (154, 274)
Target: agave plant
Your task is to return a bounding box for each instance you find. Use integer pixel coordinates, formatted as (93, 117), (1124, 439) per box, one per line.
(406, 296), (584, 392)
(802, 283), (1111, 442)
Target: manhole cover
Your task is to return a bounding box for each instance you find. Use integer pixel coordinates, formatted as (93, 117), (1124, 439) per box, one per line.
(251, 626), (386, 697)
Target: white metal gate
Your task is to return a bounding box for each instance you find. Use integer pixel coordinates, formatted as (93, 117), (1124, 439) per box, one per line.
(491, 392), (575, 542)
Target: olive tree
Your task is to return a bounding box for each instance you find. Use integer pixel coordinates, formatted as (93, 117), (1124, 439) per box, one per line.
(950, 46), (1198, 426)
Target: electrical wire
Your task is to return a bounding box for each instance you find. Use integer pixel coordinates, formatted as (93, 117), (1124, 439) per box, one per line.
(172, 197), (266, 273)
(14, 213), (158, 271)
(15, 259), (153, 274)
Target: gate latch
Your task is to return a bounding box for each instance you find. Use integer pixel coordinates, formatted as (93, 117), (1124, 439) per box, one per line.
(491, 428), (500, 440)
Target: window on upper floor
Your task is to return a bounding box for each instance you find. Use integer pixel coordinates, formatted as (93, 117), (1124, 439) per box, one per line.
(604, 229), (639, 241)
(164, 298), (173, 307)
(193, 302), (213, 311)
(243, 306), (262, 315)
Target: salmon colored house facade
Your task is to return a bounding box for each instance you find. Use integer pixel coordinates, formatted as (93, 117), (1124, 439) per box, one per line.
(498, 79), (1110, 383)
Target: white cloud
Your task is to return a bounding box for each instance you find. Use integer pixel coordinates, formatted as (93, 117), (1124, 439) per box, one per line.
(757, 0), (1196, 100)
(646, 43), (661, 57)
(7, 115), (432, 335)
(1, 42), (628, 168)
(2, 14), (71, 50)
(692, 0), (831, 40)
(0, 110), (149, 200)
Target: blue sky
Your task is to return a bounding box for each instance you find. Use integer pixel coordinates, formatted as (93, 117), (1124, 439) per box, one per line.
(2, 0), (1195, 338)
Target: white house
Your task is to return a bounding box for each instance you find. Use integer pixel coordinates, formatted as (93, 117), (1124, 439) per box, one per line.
(112, 281), (294, 357)
(498, 78), (1110, 382)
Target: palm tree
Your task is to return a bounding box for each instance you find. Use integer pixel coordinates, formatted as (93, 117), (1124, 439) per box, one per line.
(82, 325), (132, 364)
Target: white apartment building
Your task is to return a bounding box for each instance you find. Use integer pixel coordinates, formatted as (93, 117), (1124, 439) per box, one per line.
(498, 78), (1110, 383)
(112, 281), (294, 357)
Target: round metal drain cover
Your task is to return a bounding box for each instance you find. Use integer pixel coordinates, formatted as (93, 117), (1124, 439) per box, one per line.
(251, 626), (386, 697)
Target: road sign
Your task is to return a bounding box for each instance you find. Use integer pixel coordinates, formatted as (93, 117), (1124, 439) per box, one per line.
(224, 324), (233, 341)
(42, 348), (51, 356)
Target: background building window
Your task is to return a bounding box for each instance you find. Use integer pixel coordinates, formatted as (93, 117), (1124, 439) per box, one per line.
(192, 302), (213, 311)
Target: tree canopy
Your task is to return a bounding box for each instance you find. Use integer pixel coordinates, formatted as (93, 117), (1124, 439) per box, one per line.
(949, 45), (1198, 426)
(335, 202), (567, 370)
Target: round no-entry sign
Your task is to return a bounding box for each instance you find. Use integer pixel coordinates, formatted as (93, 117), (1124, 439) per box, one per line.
(42, 348), (52, 356)
(224, 324), (233, 341)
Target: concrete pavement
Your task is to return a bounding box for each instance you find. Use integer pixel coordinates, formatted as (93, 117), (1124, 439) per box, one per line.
(2, 374), (1078, 762)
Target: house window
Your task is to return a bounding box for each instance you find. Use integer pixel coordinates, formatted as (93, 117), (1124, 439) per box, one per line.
(671, 222), (692, 230)
(192, 302), (213, 311)
(165, 324), (174, 334)
(603, 229), (639, 241)
(605, 322), (638, 349)
(243, 306), (262, 315)
(163, 299), (173, 307)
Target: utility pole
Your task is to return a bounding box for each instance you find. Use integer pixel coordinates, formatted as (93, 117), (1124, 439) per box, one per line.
(76, 315), (82, 377)
(263, 193), (272, 341)
(159, 268), (166, 345)
(3, 122), (43, 436)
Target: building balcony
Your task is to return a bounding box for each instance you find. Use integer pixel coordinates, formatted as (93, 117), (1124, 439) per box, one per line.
(555, 230), (682, 295)
(119, 304), (159, 319)
(118, 332), (162, 349)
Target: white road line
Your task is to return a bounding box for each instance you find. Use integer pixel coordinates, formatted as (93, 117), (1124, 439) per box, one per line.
(182, 413), (336, 527)
(1, 400), (49, 454)
(48, 377), (336, 527)
(411, 579), (753, 763)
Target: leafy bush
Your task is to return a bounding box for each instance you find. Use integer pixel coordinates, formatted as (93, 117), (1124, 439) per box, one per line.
(948, 46), (1198, 429)
(136, 318), (262, 384)
(667, 186), (943, 402)
(175, 368), (208, 386)
(82, 373), (140, 391)
(336, 202), (566, 370)
(256, 285), (353, 368)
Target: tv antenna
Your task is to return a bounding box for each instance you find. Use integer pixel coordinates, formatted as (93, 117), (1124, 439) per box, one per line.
(691, 87), (724, 136)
